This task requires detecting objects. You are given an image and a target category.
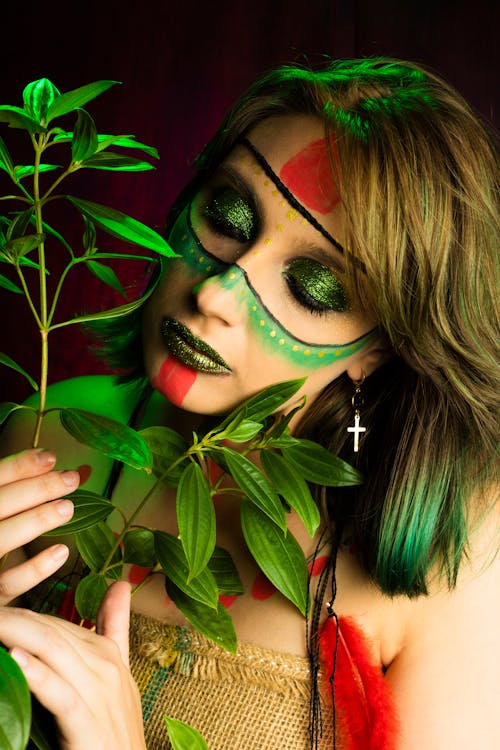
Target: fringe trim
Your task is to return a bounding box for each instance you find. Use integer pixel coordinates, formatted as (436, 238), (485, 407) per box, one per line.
(131, 612), (312, 700)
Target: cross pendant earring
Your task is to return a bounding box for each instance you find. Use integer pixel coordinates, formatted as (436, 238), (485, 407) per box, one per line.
(347, 411), (366, 452)
(347, 376), (366, 452)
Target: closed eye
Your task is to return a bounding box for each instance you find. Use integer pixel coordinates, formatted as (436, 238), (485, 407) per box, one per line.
(201, 185), (257, 243)
(283, 258), (350, 315)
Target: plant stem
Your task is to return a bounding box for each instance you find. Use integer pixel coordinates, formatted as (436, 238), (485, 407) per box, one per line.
(32, 328), (48, 448)
(32, 134), (49, 448)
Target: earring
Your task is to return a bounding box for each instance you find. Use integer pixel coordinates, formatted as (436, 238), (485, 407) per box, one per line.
(347, 374), (366, 452)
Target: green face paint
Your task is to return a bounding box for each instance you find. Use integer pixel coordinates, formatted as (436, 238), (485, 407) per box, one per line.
(167, 205), (376, 370)
(168, 204), (227, 278)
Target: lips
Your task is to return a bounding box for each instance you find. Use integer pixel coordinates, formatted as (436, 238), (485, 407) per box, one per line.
(161, 318), (232, 374)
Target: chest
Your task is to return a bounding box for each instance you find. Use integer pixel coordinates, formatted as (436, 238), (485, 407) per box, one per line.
(26, 415), (407, 666)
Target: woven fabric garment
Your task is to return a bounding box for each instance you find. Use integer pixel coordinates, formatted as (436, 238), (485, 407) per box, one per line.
(129, 612), (399, 750)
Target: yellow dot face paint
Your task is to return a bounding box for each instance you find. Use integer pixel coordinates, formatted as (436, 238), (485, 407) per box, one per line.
(167, 205), (376, 369)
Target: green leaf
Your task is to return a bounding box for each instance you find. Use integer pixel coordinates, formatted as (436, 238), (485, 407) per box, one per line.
(0, 134), (14, 175)
(164, 716), (209, 750)
(219, 417), (263, 443)
(140, 425), (188, 485)
(71, 108), (98, 163)
(0, 353), (38, 390)
(45, 80), (119, 123)
(95, 134), (159, 158)
(0, 273), (22, 294)
(123, 528), (157, 567)
(51, 282), (159, 328)
(0, 105), (42, 132)
(60, 408), (152, 470)
(14, 164), (59, 180)
(74, 573), (108, 622)
(0, 646), (31, 750)
(53, 132), (160, 159)
(0, 402), (28, 427)
(67, 196), (175, 256)
(6, 208), (35, 242)
(75, 522), (122, 578)
(176, 462), (215, 581)
(165, 581), (237, 654)
(80, 151), (155, 171)
(282, 439), (363, 486)
(218, 379), (306, 434)
(154, 531), (218, 609)
(23, 78), (60, 123)
(222, 447), (286, 531)
(260, 451), (320, 537)
(241, 501), (308, 616)
(208, 547), (243, 596)
(43, 491), (113, 535)
(86, 259), (126, 297)
(82, 215), (96, 253)
(5, 234), (45, 259)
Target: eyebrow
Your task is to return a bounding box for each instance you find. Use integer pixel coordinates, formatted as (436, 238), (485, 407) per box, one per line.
(290, 239), (346, 275)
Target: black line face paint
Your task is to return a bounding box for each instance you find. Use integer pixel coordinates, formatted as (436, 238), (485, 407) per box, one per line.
(166, 204), (377, 369)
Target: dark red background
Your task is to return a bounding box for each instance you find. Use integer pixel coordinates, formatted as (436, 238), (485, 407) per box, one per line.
(1, 0), (497, 403)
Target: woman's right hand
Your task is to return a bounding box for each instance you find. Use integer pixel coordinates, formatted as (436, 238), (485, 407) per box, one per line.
(0, 448), (79, 605)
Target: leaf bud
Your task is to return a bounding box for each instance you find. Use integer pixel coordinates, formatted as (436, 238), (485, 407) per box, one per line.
(23, 78), (60, 124)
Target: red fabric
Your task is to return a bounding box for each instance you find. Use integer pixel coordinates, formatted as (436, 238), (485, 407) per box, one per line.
(319, 616), (400, 750)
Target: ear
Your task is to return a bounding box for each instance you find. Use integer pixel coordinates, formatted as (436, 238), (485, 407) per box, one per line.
(346, 337), (394, 382)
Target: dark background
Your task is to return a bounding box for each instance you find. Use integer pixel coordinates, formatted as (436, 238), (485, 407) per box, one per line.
(1, 0), (498, 403)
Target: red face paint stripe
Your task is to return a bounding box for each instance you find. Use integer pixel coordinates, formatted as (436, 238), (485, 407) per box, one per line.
(151, 356), (197, 407)
(279, 139), (340, 214)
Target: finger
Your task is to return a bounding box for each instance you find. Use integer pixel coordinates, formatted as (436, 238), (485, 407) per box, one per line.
(10, 646), (92, 747)
(0, 467), (80, 520)
(0, 497), (74, 558)
(0, 544), (69, 605)
(0, 448), (56, 485)
(96, 580), (132, 665)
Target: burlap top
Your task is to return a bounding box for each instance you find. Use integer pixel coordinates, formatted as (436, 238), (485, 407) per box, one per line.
(129, 611), (335, 749)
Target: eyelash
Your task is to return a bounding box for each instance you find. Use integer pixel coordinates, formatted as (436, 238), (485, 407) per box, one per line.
(200, 188), (256, 244)
(202, 206), (246, 242)
(283, 272), (332, 317)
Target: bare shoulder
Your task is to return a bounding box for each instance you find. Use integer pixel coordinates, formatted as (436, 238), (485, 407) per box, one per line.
(385, 498), (500, 748)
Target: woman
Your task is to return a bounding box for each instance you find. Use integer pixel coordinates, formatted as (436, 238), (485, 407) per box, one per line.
(0, 57), (498, 749)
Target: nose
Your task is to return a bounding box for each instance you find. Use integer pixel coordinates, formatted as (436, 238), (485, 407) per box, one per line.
(193, 265), (245, 327)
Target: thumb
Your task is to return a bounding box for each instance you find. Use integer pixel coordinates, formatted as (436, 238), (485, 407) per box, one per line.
(96, 580), (132, 665)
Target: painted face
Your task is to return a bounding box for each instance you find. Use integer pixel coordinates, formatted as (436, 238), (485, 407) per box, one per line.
(142, 114), (378, 415)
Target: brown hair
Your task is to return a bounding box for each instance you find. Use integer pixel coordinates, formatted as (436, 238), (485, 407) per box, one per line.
(188, 57), (500, 595)
(102, 58), (500, 595)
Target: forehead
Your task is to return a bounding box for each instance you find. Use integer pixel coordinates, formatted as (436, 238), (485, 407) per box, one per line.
(242, 114), (340, 215)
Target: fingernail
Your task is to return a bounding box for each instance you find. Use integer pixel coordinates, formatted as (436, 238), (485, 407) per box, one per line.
(51, 544), (69, 562)
(10, 648), (29, 669)
(54, 499), (74, 518)
(35, 449), (56, 467)
(59, 470), (79, 487)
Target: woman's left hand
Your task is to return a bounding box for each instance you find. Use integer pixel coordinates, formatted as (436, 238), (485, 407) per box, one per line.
(0, 581), (146, 750)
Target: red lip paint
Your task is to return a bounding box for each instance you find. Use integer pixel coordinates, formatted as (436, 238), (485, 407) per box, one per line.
(152, 356), (197, 407)
(279, 139), (339, 214)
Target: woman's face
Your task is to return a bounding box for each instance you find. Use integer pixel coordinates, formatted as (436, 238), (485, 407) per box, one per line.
(142, 114), (378, 415)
